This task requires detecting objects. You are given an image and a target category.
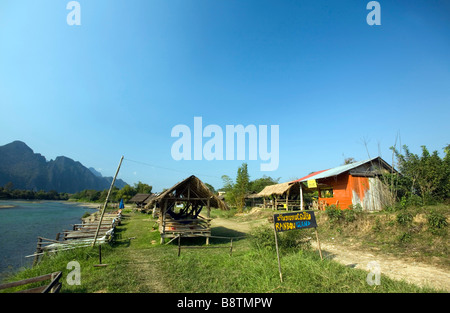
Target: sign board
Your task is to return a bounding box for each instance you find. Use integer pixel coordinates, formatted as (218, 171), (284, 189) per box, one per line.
(307, 179), (317, 188)
(272, 210), (323, 282)
(273, 211), (317, 232)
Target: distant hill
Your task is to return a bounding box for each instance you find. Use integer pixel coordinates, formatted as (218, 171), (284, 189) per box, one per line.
(0, 141), (127, 193)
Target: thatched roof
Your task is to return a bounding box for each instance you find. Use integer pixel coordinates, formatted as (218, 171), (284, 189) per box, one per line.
(129, 193), (151, 203)
(144, 175), (228, 210)
(257, 181), (300, 197)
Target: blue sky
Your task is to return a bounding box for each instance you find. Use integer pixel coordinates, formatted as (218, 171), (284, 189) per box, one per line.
(1, 0), (449, 192)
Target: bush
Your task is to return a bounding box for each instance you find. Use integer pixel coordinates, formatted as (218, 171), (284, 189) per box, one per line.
(325, 205), (342, 222)
(426, 210), (448, 235)
(397, 232), (412, 244)
(249, 225), (311, 254)
(396, 211), (414, 226)
(343, 204), (362, 222)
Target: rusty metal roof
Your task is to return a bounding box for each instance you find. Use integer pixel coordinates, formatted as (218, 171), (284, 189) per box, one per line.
(293, 156), (394, 182)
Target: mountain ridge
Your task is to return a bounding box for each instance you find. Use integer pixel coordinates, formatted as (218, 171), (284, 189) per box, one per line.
(0, 141), (127, 193)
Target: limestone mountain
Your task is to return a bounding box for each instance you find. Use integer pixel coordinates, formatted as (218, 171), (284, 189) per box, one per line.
(0, 141), (127, 193)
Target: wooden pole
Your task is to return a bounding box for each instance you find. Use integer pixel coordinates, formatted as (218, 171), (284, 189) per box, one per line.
(286, 189), (289, 211)
(33, 237), (42, 267)
(206, 198), (211, 245)
(177, 235), (181, 257)
(92, 156), (124, 247)
(273, 225), (283, 283)
(314, 228), (323, 261)
(161, 200), (167, 244)
(300, 183), (304, 211)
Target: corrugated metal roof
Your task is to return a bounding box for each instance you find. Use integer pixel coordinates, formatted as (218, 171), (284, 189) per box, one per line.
(293, 156), (384, 182)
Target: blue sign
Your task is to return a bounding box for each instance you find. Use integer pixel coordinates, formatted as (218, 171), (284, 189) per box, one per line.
(273, 211), (317, 232)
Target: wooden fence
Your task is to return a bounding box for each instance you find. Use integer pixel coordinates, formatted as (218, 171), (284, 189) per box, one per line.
(0, 271), (62, 293)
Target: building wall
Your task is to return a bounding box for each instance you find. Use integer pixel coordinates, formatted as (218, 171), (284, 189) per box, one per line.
(317, 174), (380, 210)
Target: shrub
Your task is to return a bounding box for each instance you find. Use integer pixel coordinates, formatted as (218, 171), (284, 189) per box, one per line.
(397, 232), (412, 244)
(426, 211), (448, 235)
(343, 204), (363, 223)
(325, 205), (342, 222)
(396, 211), (413, 226)
(249, 225), (311, 254)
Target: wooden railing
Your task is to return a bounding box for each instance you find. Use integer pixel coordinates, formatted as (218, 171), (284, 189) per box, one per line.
(0, 271), (62, 293)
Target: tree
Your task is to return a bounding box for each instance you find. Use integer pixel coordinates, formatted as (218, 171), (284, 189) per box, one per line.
(221, 174), (236, 208)
(116, 184), (137, 202)
(343, 157), (357, 165)
(234, 163), (250, 212)
(204, 183), (216, 194)
(134, 181), (152, 194)
(249, 175), (280, 194)
(391, 144), (449, 204)
(221, 163), (250, 212)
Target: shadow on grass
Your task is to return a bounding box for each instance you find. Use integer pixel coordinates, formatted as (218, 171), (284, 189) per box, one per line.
(163, 226), (248, 247)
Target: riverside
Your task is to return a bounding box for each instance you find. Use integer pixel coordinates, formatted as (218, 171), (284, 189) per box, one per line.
(0, 200), (97, 281)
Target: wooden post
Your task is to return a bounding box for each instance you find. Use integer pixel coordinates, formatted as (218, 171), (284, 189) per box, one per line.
(300, 183), (304, 210)
(177, 235), (181, 257)
(92, 156), (124, 247)
(161, 200), (167, 244)
(286, 189), (289, 211)
(314, 228), (323, 261)
(229, 239), (233, 256)
(33, 237), (42, 267)
(206, 198), (211, 245)
(273, 225), (283, 283)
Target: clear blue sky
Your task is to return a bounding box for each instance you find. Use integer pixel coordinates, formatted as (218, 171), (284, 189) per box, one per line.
(1, 0), (449, 192)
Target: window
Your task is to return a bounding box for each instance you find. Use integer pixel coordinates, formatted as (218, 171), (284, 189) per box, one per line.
(320, 188), (333, 198)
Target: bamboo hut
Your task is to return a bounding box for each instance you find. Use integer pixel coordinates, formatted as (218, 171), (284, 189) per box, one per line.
(144, 175), (228, 244)
(129, 193), (152, 208)
(257, 181), (302, 210)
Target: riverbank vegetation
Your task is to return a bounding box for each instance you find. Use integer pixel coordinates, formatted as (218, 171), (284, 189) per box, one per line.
(1, 209), (443, 293)
(0, 186), (69, 200)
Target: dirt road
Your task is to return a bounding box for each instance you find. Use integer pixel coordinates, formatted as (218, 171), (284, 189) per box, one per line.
(212, 217), (450, 291)
(312, 240), (449, 291)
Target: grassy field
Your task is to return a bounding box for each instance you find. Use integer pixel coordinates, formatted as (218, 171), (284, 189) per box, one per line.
(2, 207), (446, 293)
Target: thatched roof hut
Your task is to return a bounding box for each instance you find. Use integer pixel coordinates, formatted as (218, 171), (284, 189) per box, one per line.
(129, 193), (152, 208)
(145, 175), (228, 212)
(257, 181), (300, 198)
(257, 181), (301, 210)
(144, 175), (228, 244)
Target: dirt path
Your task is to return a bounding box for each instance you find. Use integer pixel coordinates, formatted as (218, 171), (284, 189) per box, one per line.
(212, 217), (450, 292)
(311, 240), (450, 291)
(125, 248), (170, 292)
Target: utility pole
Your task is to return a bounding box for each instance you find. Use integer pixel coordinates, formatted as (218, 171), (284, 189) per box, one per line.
(92, 156), (124, 247)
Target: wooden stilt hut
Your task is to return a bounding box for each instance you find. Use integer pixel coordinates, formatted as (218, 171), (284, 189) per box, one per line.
(144, 175), (228, 244)
(257, 181), (302, 210)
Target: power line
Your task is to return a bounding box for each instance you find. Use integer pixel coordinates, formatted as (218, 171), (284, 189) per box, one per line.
(123, 158), (222, 179)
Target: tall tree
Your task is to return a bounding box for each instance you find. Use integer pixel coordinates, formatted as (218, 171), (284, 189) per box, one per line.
(392, 145), (449, 204)
(234, 163), (250, 212)
(221, 163), (250, 212)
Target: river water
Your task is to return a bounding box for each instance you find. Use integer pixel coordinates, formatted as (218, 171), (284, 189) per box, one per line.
(0, 200), (98, 282)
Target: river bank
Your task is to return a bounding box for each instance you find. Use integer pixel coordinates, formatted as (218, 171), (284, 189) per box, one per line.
(0, 200), (98, 281)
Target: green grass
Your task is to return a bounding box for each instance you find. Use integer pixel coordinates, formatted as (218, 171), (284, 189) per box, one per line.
(2, 210), (445, 293)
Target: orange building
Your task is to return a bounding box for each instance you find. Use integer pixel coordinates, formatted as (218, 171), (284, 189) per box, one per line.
(294, 157), (396, 211)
